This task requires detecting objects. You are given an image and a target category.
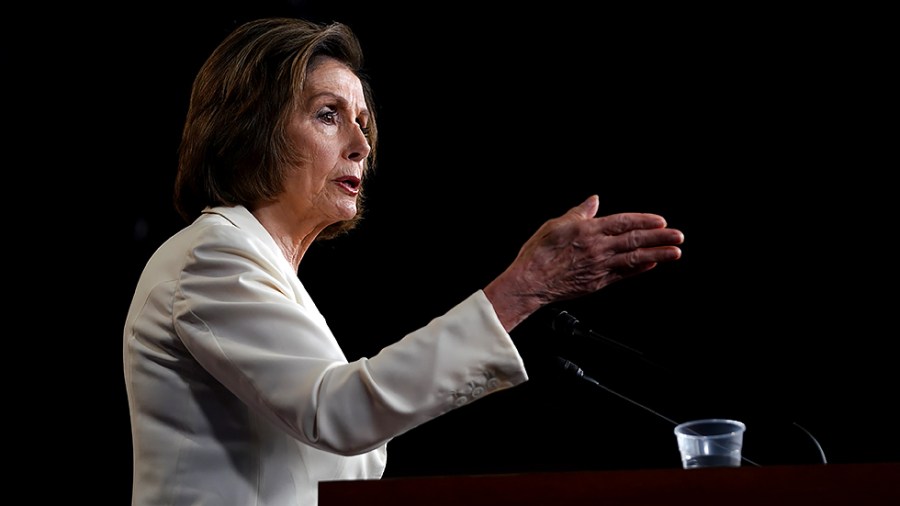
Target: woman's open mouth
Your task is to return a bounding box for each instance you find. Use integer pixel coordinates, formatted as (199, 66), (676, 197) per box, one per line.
(334, 175), (361, 195)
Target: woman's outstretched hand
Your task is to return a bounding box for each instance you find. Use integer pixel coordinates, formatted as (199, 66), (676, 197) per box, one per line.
(484, 195), (684, 331)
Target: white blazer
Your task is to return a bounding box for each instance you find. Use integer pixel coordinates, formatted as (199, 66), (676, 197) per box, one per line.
(123, 205), (528, 505)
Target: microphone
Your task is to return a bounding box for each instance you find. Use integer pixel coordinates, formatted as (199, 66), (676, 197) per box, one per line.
(556, 357), (599, 384)
(556, 356), (681, 427)
(550, 310), (671, 373)
(551, 310), (646, 355)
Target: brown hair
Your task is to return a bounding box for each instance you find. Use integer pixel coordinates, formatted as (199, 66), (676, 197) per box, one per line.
(174, 17), (378, 239)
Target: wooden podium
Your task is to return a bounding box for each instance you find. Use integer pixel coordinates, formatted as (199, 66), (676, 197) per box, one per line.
(320, 462), (899, 505)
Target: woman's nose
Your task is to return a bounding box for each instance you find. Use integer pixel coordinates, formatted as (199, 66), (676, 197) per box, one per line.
(346, 125), (371, 162)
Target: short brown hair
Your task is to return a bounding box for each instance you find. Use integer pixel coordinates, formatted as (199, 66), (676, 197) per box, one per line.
(174, 17), (378, 239)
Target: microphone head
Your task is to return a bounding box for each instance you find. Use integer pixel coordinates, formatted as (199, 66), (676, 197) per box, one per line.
(556, 356), (584, 378)
(551, 309), (580, 336)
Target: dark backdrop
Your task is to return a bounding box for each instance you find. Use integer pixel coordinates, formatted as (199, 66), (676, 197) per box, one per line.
(25, 1), (895, 502)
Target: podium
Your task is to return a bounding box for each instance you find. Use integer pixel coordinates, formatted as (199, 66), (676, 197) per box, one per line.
(320, 462), (899, 505)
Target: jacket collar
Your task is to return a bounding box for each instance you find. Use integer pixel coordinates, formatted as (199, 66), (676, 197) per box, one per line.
(199, 205), (296, 274)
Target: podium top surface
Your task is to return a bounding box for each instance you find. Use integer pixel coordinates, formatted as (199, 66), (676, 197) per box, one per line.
(319, 462), (900, 505)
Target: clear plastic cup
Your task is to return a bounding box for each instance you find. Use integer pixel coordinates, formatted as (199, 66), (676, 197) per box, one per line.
(674, 418), (745, 469)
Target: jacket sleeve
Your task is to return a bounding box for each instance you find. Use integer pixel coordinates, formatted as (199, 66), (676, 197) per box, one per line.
(173, 224), (528, 455)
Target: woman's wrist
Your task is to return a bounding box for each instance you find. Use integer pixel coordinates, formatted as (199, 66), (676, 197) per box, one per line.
(483, 273), (543, 332)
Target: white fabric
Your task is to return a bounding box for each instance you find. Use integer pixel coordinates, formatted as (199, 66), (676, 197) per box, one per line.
(123, 205), (528, 505)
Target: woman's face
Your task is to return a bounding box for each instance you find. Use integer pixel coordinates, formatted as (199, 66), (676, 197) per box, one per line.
(281, 56), (371, 230)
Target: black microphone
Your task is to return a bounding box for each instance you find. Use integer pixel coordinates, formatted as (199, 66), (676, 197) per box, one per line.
(556, 357), (599, 385)
(556, 356), (681, 427)
(551, 310), (645, 355)
(551, 310), (671, 373)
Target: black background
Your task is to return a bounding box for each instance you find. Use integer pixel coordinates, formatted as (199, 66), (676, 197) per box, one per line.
(16, 1), (896, 502)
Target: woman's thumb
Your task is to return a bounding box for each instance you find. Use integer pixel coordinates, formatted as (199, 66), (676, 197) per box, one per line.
(569, 194), (599, 219)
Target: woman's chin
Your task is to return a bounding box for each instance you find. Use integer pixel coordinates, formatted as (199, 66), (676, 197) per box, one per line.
(328, 201), (358, 223)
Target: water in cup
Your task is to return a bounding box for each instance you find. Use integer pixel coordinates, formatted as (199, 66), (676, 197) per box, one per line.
(683, 453), (740, 469)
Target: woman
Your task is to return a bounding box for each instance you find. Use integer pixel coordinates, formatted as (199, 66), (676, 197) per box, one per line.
(123, 17), (684, 505)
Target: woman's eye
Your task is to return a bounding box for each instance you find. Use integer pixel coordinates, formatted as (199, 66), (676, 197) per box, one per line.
(318, 108), (338, 124)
